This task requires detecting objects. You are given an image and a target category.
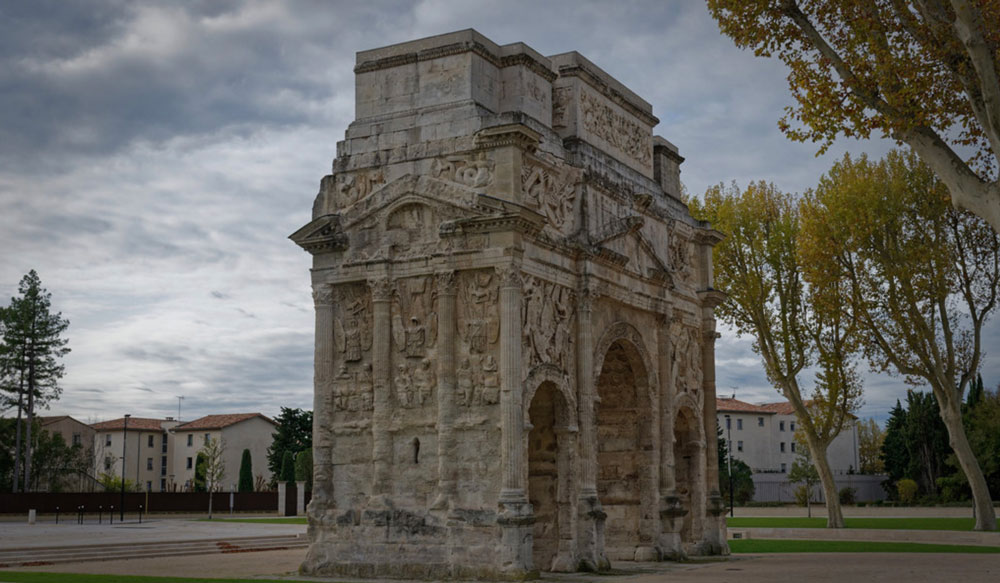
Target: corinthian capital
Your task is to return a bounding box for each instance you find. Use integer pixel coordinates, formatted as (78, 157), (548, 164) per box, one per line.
(312, 285), (334, 306)
(368, 277), (394, 301)
(495, 264), (523, 289)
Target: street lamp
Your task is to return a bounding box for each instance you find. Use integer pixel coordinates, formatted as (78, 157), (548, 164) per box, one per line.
(724, 414), (734, 518)
(121, 414), (130, 522)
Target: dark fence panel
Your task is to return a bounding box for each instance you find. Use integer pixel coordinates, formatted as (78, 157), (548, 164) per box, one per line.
(0, 491), (278, 514)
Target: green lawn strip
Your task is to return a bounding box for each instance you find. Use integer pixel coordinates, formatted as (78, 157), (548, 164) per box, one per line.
(195, 517), (307, 525)
(0, 574), (297, 583)
(729, 539), (1000, 553)
(726, 517), (1000, 531)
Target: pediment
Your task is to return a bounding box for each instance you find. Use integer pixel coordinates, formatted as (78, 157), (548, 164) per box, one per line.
(339, 174), (484, 230)
(289, 214), (349, 255)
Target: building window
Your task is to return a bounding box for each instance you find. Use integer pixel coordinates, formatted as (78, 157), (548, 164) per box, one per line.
(187, 434), (193, 446)
(790, 421), (796, 431)
(791, 442), (796, 453)
(106, 434), (112, 446)
(72, 433), (81, 446)
(204, 433), (211, 445)
(162, 434), (168, 453)
(780, 442), (786, 453)
(781, 463), (787, 473)
(737, 418), (743, 430)
(161, 456), (167, 476)
(104, 456), (113, 471)
(725, 417), (731, 429)
(757, 417), (764, 427)
(779, 421), (786, 431)
(160, 478), (166, 491)
(186, 457), (193, 469)
(737, 440), (744, 452)
(146, 457), (153, 471)
(146, 481), (152, 492)
(148, 435), (154, 447)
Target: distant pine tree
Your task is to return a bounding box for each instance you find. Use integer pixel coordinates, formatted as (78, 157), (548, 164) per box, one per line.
(238, 449), (253, 492)
(280, 450), (295, 483)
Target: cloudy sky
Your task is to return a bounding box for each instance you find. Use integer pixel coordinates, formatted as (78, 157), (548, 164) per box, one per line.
(0, 0), (992, 424)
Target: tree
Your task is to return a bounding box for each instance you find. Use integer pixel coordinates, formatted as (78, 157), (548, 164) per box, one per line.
(294, 448), (313, 491)
(707, 1), (1000, 233)
(0, 271), (70, 492)
(199, 436), (226, 519)
(881, 400), (911, 491)
(194, 452), (207, 492)
(857, 418), (886, 475)
(280, 450), (295, 484)
(788, 443), (821, 517)
(266, 407), (311, 483)
(718, 423), (755, 507)
(692, 182), (862, 528)
(966, 373), (985, 409)
(800, 150), (999, 529)
(238, 449), (254, 493)
(30, 429), (92, 492)
(940, 386), (1000, 500)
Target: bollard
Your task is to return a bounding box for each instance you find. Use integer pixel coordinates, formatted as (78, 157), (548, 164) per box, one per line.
(78, 506), (84, 525)
(138, 504), (143, 524)
(55, 506), (59, 524)
(28, 509), (36, 525)
(98, 506), (102, 524)
(109, 505), (114, 525)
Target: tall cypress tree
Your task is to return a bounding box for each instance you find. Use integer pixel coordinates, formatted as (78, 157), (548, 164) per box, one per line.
(238, 449), (254, 492)
(1, 271), (70, 492)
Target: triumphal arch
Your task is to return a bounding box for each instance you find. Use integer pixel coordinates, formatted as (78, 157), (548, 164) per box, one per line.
(291, 30), (727, 579)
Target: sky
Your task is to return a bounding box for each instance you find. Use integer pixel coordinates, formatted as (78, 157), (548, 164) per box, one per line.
(0, 0), (994, 425)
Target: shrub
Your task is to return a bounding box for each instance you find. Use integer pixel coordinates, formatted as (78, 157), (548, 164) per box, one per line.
(839, 487), (857, 505)
(897, 478), (919, 504)
(794, 484), (811, 507)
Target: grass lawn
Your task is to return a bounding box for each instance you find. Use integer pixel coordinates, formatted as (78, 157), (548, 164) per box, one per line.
(0, 575), (296, 583)
(196, 517), (307, 524)
(729, 539), (1000, 553)
(726, 516), (1000, 531)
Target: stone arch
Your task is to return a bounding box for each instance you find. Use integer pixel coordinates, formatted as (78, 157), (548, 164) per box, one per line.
(673, 405), (706, 544)
(592, 322), (659, 561)
(526, 376), (577, 572)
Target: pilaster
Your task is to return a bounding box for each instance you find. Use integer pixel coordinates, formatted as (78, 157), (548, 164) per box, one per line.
(369, 277), (394, 504)
(433, 271), (458, 510)
(309, 285), (335, 518)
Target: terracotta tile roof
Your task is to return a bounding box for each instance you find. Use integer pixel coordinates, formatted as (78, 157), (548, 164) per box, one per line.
(759, 401), (814, 415)
(173, 413), (274, 431)
(38, 415), (70, 425)
(716, 398), (772, 414)
(91, 417), (170, 431)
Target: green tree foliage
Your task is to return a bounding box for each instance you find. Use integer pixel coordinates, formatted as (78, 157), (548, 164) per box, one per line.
(294, 448), (313, 490)
(940, 386), (1000, 501)
(966, 374), (985, 409)
(199, 436), (225, 519)
(897, 478), (919, 504)
(30, 429), (91, 492)
(788, 444), (821, 517)
(1, 270), (70, 492)
(692, 182), (862, 528)
(97, 472), (140, 492)
(266, 407), (312, 483)
(280, 450), (295, 483)
(800, 150), (999, 530)
(194, 452), (206, 492)
(238, 449), (253, 493)
(707, 0), (1000, 233)
(718, 423), (756, 507)
(880, 392), (950, 499)
(857, 418), (886, 475)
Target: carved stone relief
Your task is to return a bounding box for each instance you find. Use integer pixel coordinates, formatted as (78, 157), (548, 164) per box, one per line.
(522, 275), (575, 374)
(521, 161), (581, 236)
(579, 89), (652, 169)
(332, 363), (374, 412)
(394, 358), (437, 409)
(336, 169), (385, 208)
(391, 275), (437, 358)
(431, 154), (494, 188)
(551, 86), (572, 130)
(670, 320), (703, 398)
(334, 283), (373, 362)
(669, 231), (694, 284)
(457, 270), (499, 355)
(455, 354), (501, 407)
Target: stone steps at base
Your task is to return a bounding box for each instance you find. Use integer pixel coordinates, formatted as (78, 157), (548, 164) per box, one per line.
(0, 535), (308, 567)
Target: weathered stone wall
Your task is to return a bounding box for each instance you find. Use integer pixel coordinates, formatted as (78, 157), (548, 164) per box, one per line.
(292, 29), (727, 580)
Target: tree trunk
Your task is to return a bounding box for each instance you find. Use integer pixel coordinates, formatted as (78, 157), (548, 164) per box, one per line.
(938, 398), (997, 531)
(24, 357), (35, 493)
(12, 389), (23, 492)
(208, 485), (214, 519)
(807, 437), (845, 528)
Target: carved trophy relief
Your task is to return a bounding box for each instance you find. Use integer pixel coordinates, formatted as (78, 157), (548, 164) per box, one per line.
(578, 90), (652, 169)
(521, 162), (580, 235)
(332, 363), (374, 413)
(391, 276), (437, 359)
(431, 154), (494, 188)
(394, 359), (436, 409)
(458, 270), (500, 355)
(522, 275), (575, 374)
(334, 284), (373, 362)
(336, 169), (385, 209)
(669, 320), (703, 396)
(455, 354), (501, 408)
(552, 86), (572, 129)
(669, 231), (695, 284)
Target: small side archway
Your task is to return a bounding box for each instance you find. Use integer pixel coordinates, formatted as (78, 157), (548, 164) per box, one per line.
(673, 402), (705, 543)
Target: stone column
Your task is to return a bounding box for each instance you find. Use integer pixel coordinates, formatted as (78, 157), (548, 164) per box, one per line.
(574, 286), (606, 570)
(309, 285), (335, 517)
(433, 271), (457, 510)
(496, 264), (534, 576)
(369, 277), (394, 505)
(656, 311), (684, 559)
(700, 322), (727, 553)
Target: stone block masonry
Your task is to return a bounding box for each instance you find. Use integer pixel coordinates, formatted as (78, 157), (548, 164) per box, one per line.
(290, 28), (728, 580)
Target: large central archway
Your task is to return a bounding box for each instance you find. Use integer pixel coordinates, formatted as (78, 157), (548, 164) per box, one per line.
(593, 328), (656, 561)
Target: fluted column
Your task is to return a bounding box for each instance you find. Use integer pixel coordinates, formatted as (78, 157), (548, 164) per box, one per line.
(576, 288), (598, 498)
(657, 312), (676, 495)
(310, 284), (335, 515)
(433, 271), (457, 509)
(498, 264), (526, 502)
(369, 277), (394, 503)
(701, 320), (727, 552)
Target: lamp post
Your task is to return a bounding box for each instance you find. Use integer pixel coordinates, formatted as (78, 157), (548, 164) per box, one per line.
(724, 413), (734, 518)
(121, 414), (130, 522)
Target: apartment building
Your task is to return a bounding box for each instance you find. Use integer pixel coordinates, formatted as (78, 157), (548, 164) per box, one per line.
(91, 417), (180, 492)
(716, 398), (860, 474)
(170, 413), (275, 492)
